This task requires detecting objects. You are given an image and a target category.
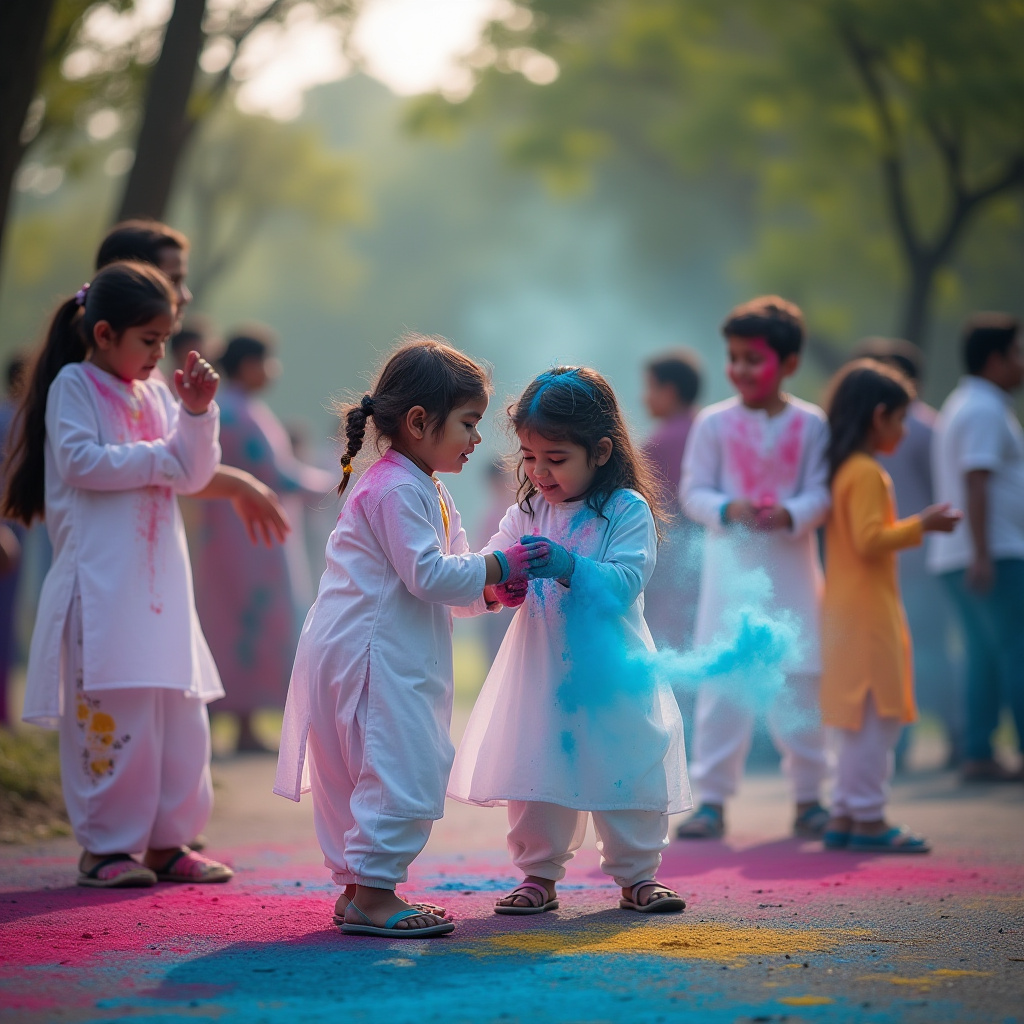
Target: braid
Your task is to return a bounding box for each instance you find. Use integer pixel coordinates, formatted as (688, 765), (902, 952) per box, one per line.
(337, 394), (374, 495)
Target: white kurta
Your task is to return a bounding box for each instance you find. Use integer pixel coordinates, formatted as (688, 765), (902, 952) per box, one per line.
(273, 450), (488, 818)
(682, 396), (830, 675)
(23, 363), (222, 727)
(449, 490), (690, 814)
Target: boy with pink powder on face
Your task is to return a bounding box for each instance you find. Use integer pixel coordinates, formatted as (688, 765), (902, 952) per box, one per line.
(676, 296), (831, 840)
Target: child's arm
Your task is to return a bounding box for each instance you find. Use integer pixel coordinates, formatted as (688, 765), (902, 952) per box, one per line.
(778, 414), (831, 537)
(680, 413), (733, 531)
(164, 391), (221, 496)
(847, 463), (923, 557)
(448, 494), (511, 617)
(48, 372), (190, 491)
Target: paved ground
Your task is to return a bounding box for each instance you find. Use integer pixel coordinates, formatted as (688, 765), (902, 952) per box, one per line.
(2, 733), (1023, 1024)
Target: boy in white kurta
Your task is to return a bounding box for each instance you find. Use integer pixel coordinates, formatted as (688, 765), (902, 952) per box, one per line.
(8, 263), (229, 886)
(678, 296), (830, 839)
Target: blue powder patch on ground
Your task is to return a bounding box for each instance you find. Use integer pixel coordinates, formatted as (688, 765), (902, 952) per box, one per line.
(561, 730), (576, 756)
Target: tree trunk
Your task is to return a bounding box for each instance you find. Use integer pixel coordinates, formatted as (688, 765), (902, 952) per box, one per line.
(899, 254), (937, 347)
(0, 0), (58, 287)
(115, 0), (207, 222)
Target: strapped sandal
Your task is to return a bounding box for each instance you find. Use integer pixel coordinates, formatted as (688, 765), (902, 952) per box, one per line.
(152, 848), (234, 883)
(793, 803), (831, 839)
(675, 804), (724, 840)
(848, 826), (930, 854)
(77, 853), (157, 889)
(822, 829), (851, 850)
(619, 879), (686, 914)
(333, 897), (449, 927)
(494, 881), (559, 916)
(341, 903), (455, 938)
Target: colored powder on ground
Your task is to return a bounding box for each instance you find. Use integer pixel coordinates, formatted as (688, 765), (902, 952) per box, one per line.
(857, 969), (993, 989)
(471, 922), (865, 962)
(777, 995), (835, 1005)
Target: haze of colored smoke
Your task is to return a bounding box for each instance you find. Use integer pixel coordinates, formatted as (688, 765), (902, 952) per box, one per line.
(558, 534), (805, 729)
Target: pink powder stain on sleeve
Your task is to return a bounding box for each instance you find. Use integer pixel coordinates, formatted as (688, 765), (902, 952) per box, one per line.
(723, 410), (804, 505)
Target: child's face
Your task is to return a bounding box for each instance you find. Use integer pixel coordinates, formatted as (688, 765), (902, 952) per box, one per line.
(518, 428), (611, 505)
(872, 404), (908, 455)
(643, 372), (681, 419)
(91, 313), (176, 382)
(155, 246), (192, 330)
(726, 336), (798, 408)
(419, 399), (487, 475)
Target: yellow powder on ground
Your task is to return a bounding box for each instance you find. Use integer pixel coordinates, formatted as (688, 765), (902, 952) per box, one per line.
(471, 923), (865, 963)
(858, 969), (993, 989)
(778, 996), (835, 1006)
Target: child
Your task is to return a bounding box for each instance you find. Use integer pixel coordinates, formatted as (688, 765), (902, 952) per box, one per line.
(273, 337), (540, 938)
(821, 361), (960, 851)
(449, 366), (690, 916)
(678, 296), (831, 840)
(2, 261), (232, 886)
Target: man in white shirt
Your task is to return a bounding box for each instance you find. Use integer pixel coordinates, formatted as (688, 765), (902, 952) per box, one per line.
(929, 314), (1024, 782)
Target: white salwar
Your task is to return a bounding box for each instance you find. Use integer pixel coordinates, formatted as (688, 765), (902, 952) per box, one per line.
(274, 450), (487, 888)
(24, 362), (222, 853)
(681, 397), (830, 804)
(449, 490), (689, 887)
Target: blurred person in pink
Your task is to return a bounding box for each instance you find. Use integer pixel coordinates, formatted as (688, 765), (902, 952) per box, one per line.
(194, 330), (335, 753)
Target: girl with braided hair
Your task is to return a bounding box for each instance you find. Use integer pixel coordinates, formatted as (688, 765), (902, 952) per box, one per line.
(274, 336), (543, 939)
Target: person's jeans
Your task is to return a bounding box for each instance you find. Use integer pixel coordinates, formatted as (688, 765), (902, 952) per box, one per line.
(942, 559), (1024, 762)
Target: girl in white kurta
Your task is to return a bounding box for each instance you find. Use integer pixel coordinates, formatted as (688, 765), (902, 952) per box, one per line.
(273, 337), (541, 939)
(2, 261), (231, 888)
(449, 367), (691, 916)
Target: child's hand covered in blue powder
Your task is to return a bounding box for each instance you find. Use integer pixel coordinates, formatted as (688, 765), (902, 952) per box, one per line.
(521, 535), (575, 581)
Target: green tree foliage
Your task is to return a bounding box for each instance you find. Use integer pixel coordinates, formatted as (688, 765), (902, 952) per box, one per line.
(411, 0), (1024, 351)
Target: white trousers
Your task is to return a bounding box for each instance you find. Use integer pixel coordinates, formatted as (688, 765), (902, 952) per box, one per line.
(307, 690), (433, 890)
(830, 695), (902, 822)
(58, 595), (213, 854)
(507, 801), (668, 889)
(690, 673), (828, 804)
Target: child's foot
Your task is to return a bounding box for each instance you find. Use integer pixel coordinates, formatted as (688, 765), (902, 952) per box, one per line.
(822, 814), (853, 849)
(333, 885), (449, 922)
(78, 851), (157, 888)
(144, 846), (234, 882)
(494, 876), (559, 915)
(793, 801), (830, 838)
(342, 886), (453, 933)
(675, 803), (724, 839)
(619, 879), (685, 913)
(847, 819), (930, 853)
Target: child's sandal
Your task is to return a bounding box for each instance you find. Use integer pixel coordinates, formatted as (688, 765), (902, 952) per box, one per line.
(151, 848), (234, 883)
(619, 880), (686, 914)
(494, 881), (559, 915)
(77, 853), (157, 889)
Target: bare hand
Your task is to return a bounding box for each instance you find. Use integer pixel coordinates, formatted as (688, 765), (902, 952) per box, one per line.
(174, 350), (219, 415)
(920, 502), (962, 535)
(753, 504), (793, 532)
(725, 499), (758, 528)
(229, 474), (291, 547)
(966, 553), (994, 594)
(483, 585), (501, 612)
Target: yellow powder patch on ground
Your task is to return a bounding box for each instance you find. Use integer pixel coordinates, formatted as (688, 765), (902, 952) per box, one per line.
(471, 923), (865, 963)
(858, 969), (993, 989)
(777, 996), (835, 1006)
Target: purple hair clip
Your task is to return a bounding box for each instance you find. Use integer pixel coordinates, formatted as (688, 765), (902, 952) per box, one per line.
(74, 282), (90, 307)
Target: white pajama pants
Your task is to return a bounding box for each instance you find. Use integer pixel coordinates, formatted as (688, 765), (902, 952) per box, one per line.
(507, 801), (669, 889)
(830, 695), (902, 823)
(58, 595), (213, 855)
(690, 673), (828, 804)
(306, 692), (433, 890)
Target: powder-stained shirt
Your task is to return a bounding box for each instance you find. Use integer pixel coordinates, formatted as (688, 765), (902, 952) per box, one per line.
(681, 396), (830, 676)
(449, 489), (691, 814)
(23, 362), (222, 727)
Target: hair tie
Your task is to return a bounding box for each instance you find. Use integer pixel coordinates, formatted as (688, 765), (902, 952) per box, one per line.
(74, 283), (90, 307)
(360, 394), (375, 415)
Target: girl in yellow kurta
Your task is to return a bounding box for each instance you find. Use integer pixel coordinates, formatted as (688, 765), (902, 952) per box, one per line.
(821, 361), (961, 853)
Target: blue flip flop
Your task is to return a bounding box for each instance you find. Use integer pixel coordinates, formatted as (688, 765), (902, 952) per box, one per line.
(822, 830), (851, 850)
(847, 826), (930, 854)
(341, 904), (455, 938)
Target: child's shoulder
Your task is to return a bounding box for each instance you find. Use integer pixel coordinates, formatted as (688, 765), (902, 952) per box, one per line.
(694, 396), (742, 427)
(834, 452), (884, 488)
(604, 488), (654, 525)
(785, 394), (828, 426)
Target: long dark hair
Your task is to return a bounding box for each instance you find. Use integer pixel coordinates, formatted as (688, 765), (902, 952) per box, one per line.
(510, 366), (667, 535)
(824, 359), (914, 483)
(334, 335), (492, 496)
(2, 261), (177, 524)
